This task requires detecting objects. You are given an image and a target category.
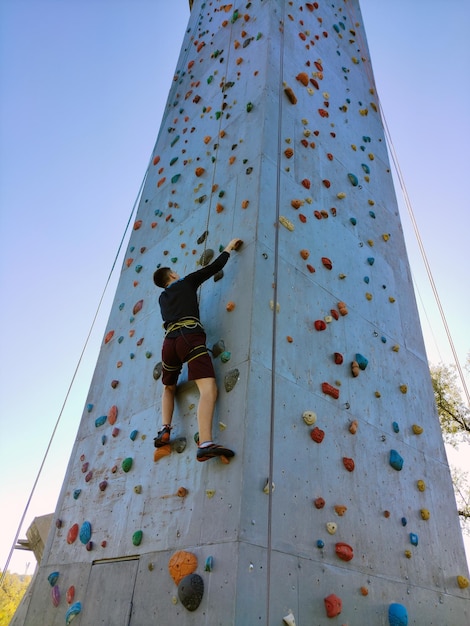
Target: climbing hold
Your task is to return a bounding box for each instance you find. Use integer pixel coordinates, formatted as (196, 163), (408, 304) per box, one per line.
(104, 330), (114, 344)
(282, 611), (297, 626)
(168, 550), (198, 585)
(401, 517), (407, 527)
(409, 532), (418, 546)
(322, 382), (340, 399)
(334, 505), (347, 516)
(134, 485), (142, 494)
(389, 449), (404, 471)
(153, 362), (162, 381)
(314, 497), (325, 509)
(246, 102), (253, 112)
(388, 603), (408, 626)
(338, 301), (348, 316)
(48, 571), (59, 586)
(99, 480), (107, 492)
(178, 573), (204, 612)
(195, 167), (205, 177)
(122, 457), (133, 472)
(73, 489), (81, 500)
(457, 575), (469, 589)
(349, 420), (358, 434)
(324, 593), (342, 618)
(412, 424), (423, 435)
(310, 427), (325, 443)
(204, 556), (214, 572)
(417, 480), (426, 492)
(326, 522), (337, 535)
(335, 542), (354, 561)
(279, 216), (294, 231)
(343, 457), (355, 472)
(355, 353), (368, 370)
(350, 217), (357, 225)
(133, 300), (143, 315)
(314, 320), (327, 331)
(65, 602), (82, 625)
(334, 352), (343, 365)
(66, 585), (75, 605)
(226, 301), (236, 312)
(291, 199), (303, 209)
(392, 422), (400, 433)
(224, 369), (239, 392)
(284, 148), (294, 159)
(348, 173), (358, 186)
(321, 257), (333, 270)
(420, 509), (430, 520)
(351, 361), (360, 377)
(130, 429), (138, 441)
(132, 530), (143, 546)
(67, 524), (79, 544)
(367, 257), (375, 266)
(300, 249), (309, 260)
(399, 384), (408, 394)
(303, 411), (317, 425)
(296, 72), (309, 86)
(220, 351), (231, 363)
(154, 444), (171, 462)
(107, 405), (118, 425)
(322, 179), (331, 188)
(284, 86), (297, 104)
(199, 249), (214, 266)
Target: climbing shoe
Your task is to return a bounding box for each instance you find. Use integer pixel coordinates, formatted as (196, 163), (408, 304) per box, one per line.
(196, 443), (235, 462)
(154, 425), (172, 448)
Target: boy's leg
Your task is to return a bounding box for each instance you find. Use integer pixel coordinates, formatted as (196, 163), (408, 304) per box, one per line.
(162, 384), (177, 426)
(194, 377), (218, 444)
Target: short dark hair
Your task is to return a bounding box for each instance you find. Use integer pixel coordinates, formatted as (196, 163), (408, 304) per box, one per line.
(153, 267), (171, 288)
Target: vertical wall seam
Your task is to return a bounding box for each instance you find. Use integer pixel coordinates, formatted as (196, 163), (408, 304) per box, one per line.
(266, 1), (286, 623)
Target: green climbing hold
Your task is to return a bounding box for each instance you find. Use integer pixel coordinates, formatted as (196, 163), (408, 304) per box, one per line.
(132, 530), (143, 546)
(170, 135), (180, 147)
(170, 157), (178, 166)
(246, 102), (253, 112)
(231, 9), (239, 23)
(122, 457), (133, 473)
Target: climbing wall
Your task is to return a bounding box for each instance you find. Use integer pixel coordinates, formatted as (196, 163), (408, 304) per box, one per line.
(15, 1), (469, 625)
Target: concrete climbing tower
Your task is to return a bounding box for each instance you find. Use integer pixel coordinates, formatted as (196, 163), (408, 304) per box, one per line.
(15, 1), (469, 624)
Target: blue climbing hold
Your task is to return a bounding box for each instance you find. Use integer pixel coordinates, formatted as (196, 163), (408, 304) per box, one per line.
(79, 521), (92, 545)
(392, 422), (400, 433)
(350, 217), (357, 225)
(364, 276), (369, 284)
(401, 517), (407, 526)
(95, 415), (107, 428)
(390, 449), (404, 471)
(409, 533), (418, 546)
(355, 354), (368, 370)
(316, 539), (325, 549)
(130, 429), (138, 441)
(388, 603), (408, 626)
(205, 556), (214, 572)
(367, 257), (375, 266)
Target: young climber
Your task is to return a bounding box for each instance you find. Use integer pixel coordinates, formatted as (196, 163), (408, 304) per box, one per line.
(152, 238), (243, 462)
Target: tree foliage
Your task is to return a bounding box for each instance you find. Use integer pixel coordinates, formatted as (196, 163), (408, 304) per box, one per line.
(0, 571), (32, 626)
(430, 355), (470, 528)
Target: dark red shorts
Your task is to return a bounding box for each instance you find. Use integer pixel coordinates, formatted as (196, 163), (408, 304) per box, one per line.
(161, 332), (215, 385)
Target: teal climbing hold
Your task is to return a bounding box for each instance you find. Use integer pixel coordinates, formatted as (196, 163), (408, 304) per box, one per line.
(86, 403), (93, 412)
(350, 217), (357, 225)
(170, 135), (180, 147)
(79, 521), (92, 544)
(389, 449), (404, 471)
(66, 602), (82, 625)
(73, 489), (81, 500)
(367, 257), (375, 266)
(130, 430), (138, 441)
(361, 163), (370, 174)
(170, 157), (178, 166)
(333, 24), (340, 33)
(246, 102), (253, 112)
(348, 173), (358, 186)
(171, 174), (181, 184)
(95, 415), (107, 428)
(364, 276), (369, 284)
(392, 422), (399, 433)
(205, 556), (214, 572)
(355, 354), (368, 370)
(135, 265), (142, 273)
(369, 210), (376, 218)
(47, 571), (59, 586)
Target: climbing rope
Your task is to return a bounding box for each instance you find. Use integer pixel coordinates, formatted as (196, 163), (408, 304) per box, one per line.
(344, 0), (470, 407)
(0, 165), (149, 587)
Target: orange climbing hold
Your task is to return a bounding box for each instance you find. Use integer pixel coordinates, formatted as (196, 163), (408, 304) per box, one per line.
(154, 444), (171, 463)
(104, 330), (115, 344)
(291, 199), (303, 209)
(322, 382), (340, 399)
(195, 167), (205, 177)
(108, 405), (118, 426)
(168, 551), (198, 585)
(284, 148), (294, 159)
(296, 72), (309, 86)
(301, 178), (311, 189)
(284, 87), (297, 105)
(321, 257), (332, 270)
(300, 249), (310, 260)
(157, 177), (166, 188)
(153, 155), (160, 166)
(338, 301), (348, 316)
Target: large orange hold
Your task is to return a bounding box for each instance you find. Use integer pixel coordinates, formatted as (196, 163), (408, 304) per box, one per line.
(168, 550), (198, 585)
(154, 444), (171, 463)
(108, 405), (118, 426)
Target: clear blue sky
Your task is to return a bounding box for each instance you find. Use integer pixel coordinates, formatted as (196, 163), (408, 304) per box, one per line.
(1, 0), (469, 575)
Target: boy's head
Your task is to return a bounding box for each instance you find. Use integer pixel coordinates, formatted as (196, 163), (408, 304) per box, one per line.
(153, 267), (179, 288)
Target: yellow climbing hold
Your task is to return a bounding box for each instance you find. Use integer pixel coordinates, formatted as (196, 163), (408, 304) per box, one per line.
(337, 192), (346, 199)
(206, 490), (216, 498)
(417, 480), (426, 492)
(457, 575), (469, 589)
(420, 509), (430, 520)
(399, 384), (408, 394)
(279, 216), (294, 231)
(412, 424), (423, 435)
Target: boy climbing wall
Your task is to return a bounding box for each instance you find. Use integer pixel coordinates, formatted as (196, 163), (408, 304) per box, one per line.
(153, 238), (243, 461)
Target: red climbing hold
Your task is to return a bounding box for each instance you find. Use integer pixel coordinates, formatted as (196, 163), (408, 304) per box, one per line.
(322, 382), (340, 399)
